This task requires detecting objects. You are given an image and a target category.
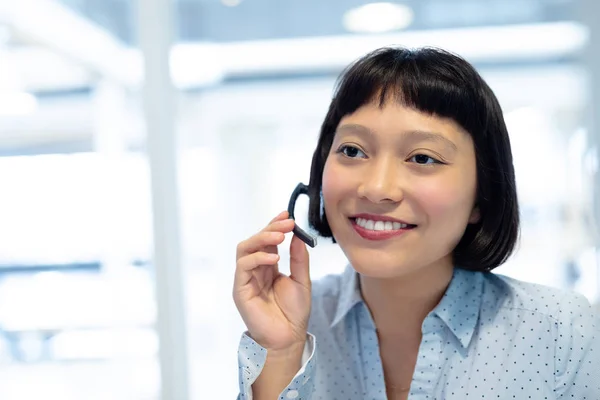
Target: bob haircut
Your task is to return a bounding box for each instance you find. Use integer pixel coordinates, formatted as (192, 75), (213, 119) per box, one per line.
(307, 47), (519, 272)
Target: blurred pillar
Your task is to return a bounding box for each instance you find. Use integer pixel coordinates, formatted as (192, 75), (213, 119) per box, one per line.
(581, 0), (600, 304)
(91, 80), (130, 275)
(136, 1), (190, 400)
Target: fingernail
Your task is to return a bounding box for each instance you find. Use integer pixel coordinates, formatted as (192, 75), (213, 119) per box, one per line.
(267, 253), (280, 261)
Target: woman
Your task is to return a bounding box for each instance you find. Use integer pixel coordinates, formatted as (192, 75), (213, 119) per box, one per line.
(232, 47), (599, 400)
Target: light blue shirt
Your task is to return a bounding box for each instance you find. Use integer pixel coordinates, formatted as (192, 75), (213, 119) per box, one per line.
(237, 266), (600, 399)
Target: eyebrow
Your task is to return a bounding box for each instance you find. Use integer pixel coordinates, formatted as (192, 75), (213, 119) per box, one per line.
(336, 123), (458, 151)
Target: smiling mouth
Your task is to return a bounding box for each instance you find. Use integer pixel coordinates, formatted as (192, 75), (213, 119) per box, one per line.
(349, 217), (416, 241)
(350, 217), (417, 231)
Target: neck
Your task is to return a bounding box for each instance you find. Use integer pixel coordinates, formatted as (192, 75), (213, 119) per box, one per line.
(359, 259), (454, 337)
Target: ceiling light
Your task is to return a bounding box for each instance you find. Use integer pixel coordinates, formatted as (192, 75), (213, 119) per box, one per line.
(221, 0), (242, 7)
(343, 2), (414, 34)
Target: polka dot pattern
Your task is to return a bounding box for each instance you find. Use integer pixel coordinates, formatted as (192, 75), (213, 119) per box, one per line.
(237, 266), (600, 399)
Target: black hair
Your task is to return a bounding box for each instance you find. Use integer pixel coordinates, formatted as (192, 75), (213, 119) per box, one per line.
(307, 47), (519, 272)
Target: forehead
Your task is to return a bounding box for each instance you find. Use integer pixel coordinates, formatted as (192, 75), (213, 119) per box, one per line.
(336, 102), (472, 146)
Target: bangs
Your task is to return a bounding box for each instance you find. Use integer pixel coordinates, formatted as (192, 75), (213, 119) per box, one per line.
(332, 47), (481, 135)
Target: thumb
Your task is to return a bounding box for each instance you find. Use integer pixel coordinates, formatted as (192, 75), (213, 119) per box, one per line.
(289, 234), (311, 289)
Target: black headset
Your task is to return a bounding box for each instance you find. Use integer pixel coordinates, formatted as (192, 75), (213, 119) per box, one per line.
(287, 183), (318, 248)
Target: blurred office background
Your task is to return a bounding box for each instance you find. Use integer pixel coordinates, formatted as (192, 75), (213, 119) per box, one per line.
(0, 0), (599, 398)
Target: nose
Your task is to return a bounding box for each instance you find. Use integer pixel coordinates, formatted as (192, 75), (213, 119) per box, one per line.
(357, 156), (404, 204)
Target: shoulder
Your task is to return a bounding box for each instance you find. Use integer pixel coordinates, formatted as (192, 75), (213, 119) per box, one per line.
(475, 273), (599, 394)
(480, 272), (598, 331)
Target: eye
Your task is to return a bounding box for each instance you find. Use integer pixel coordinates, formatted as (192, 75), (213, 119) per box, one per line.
(408, 154), (441, 165)
(337, 145), (367, 159)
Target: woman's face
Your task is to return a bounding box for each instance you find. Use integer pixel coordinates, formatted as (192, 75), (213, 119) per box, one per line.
(322, 101), (479, 279)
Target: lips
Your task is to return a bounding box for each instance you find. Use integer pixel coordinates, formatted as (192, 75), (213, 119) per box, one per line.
(349, 214), (416, 241)
(355, 217), (408, 231)
(350, 213), (415, 225)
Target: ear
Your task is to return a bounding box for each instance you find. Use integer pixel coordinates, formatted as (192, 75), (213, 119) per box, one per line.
(468, 206), (480, 224)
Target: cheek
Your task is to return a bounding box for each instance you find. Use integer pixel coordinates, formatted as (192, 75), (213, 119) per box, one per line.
(413, 178), (475, 220)
(321, 159), (346, 207)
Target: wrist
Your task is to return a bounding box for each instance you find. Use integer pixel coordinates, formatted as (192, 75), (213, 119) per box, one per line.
(266, 339), (306, 362)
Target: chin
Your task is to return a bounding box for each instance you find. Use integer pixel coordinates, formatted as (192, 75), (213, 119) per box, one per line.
(344, 249), (417, 279)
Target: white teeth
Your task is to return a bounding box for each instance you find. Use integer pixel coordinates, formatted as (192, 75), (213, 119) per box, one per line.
(355, 217), (409, 231)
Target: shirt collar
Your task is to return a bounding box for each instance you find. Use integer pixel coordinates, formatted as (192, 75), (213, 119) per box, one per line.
(330, 264), (363, 328)
(431, 268), (484, 349)
(330, 265), (484, 350)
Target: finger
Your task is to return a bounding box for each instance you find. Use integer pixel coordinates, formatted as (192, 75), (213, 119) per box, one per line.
(234, 252), (280, 288)
(261, 218), (295, 234)
(289, 234), (311, 289)
(237, 219), (294, 257)
(237, 251), (280, 271)
(266, 210), (289, 226)
(236, 231), (286, 258)
(257, 218), (294, 254)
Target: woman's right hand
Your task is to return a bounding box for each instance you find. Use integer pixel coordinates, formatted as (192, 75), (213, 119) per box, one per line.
(233, 211), (312, 352)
